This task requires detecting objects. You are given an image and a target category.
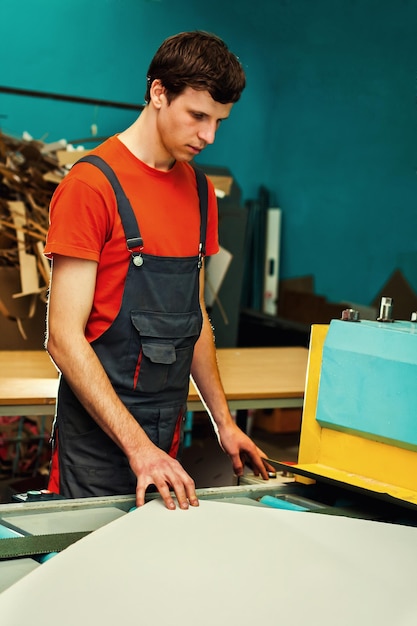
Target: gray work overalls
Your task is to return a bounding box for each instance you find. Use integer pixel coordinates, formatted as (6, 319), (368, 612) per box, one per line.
(53, 155), (208, 498)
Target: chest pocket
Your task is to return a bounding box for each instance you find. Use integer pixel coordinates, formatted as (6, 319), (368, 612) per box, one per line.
(131, 310), (202, 394)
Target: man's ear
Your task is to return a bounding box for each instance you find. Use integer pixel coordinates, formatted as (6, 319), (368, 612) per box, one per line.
(149, 79), (166, 109)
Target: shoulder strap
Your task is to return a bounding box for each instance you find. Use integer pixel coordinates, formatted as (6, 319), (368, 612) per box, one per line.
(75, 155), (143, 252)
(193, 166), (208, 256)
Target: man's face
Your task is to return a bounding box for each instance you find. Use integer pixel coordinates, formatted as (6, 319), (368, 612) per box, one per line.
(155, 86), (233, 163)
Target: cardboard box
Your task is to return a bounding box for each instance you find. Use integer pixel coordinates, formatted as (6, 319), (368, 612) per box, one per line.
(279, 275), (377, 325)
(253, 407), (302, 434)
(0, 267), (46, 349)
(371, 269), (417, 321)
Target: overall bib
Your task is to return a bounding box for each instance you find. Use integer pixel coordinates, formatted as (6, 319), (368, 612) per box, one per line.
(52, 155), (208, 498)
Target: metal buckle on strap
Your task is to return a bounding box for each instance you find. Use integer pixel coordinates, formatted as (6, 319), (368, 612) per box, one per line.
(198, 242), (205, 269)
(127, 237), (144, 267)
(127, 237), (143, 251)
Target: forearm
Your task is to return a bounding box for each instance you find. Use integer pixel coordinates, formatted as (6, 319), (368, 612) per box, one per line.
(191, 307), (270, 481)
(190, 309), (233, 431)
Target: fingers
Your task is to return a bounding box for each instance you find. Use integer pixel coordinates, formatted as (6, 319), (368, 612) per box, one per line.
(260, 456), (277, 477)
(219, 424), (273, 481)
(135, 483), (176, 510)
(154, 482), (177, 510)
(155, 474), (199, 511)
(238, 447), (271, 481)
(246, 444), (274, 480)
(230, 452), (244, 478)
(250, 454), (270, 480)
(135, 460), (199, 511)
(135, 484), (147, 508)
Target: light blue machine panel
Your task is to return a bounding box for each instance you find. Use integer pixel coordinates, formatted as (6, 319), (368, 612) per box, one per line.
(316, 319), (417, 450)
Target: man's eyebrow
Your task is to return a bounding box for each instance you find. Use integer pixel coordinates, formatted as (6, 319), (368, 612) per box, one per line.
(190, 108), (230, 121)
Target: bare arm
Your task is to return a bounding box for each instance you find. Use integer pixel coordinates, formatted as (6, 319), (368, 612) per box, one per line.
(190, 263), (270, 480)
(46, 254), (198, 509)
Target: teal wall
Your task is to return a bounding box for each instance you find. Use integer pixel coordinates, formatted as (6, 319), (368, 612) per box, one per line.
(1, 0), (416, 307)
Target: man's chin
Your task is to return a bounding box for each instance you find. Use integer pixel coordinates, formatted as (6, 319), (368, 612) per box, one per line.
(175, 152), (197, 164)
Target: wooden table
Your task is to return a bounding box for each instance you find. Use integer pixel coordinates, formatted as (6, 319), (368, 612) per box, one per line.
(0, 347), (308, 417)
(0, 351), (59, 417)
(0, 351), (59, 379)
(188, 346), (308, 411)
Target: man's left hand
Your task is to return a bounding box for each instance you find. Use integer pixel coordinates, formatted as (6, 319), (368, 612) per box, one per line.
(216, 420), (274, 480)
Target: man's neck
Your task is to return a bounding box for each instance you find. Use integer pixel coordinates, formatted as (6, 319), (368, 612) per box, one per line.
(118, 108), (175, 171)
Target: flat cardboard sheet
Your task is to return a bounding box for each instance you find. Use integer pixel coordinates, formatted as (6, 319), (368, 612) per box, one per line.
(1, 499), (416, 625)
(204, 245), (233, 307)
(0, 558), (40, 593)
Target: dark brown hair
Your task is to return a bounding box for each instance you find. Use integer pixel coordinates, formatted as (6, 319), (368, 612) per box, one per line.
(145, 31), (246, 104)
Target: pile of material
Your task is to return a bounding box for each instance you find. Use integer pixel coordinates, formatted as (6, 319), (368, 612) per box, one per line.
(0, 131), (65, 283)
(0, 131), (87, 327)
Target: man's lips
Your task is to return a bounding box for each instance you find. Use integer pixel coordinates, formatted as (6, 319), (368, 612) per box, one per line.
(188, 145), (204, 154)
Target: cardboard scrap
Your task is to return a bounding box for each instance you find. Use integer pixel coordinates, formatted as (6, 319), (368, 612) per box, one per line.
(206, 174), (233, 197)
(56, 148), (91, 167)
(9, 201), (39, 297)
(371, 269), (417, 321)
(0, 131), (67, 334)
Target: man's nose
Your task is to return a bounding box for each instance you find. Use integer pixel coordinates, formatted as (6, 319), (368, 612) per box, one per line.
(198, 122), (217, 145)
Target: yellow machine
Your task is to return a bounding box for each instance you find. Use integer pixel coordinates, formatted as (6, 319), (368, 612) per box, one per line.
(272, 316), (417, 512)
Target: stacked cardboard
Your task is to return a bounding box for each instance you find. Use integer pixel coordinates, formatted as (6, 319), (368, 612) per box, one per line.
(0, 131), (72, 347)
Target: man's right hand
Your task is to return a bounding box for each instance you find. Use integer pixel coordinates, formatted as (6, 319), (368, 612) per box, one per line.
(130, 443), (199, 510)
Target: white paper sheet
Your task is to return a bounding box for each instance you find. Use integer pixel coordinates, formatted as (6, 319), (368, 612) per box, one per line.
(1, 499), (416, 625)
(204, 246), (232, 307)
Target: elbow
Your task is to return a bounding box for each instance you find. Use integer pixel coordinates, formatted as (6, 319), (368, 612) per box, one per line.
(44, 329), (62, 376)
(45, 329), (59, 366)
(45, 319), (88, 373)
(44, 319), (66, 368)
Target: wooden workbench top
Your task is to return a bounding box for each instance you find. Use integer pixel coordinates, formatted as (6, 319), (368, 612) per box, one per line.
(0, 350), (59, 379)
(0, 346), (308, 408)
(190, 346), (308, 402)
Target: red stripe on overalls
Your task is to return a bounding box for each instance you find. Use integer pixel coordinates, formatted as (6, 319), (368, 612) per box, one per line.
(133, 350), (143, 389)
(47, 430), (60, 494)
(133, 351), (181, 457)
(168, 410), (183, 458)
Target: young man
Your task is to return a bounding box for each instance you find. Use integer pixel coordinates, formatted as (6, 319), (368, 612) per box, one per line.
(45, 31), (270, 510)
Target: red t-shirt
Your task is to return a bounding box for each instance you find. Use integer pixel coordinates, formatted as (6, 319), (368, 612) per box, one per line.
(44, 135), (219, 342)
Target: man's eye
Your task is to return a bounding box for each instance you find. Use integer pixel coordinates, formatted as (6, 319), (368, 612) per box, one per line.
(192, 113), (204, 120)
